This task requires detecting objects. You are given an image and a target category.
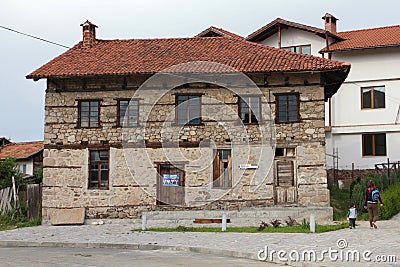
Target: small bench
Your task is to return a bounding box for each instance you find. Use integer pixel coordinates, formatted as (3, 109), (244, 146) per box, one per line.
(193, 218), (231, 224)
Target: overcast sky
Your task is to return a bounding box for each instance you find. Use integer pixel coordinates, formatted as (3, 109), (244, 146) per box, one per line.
(1, 0), (399, 142)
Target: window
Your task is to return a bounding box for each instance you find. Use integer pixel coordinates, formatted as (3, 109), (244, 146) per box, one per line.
(176, 95), (201, 125)
(239, 96), (261, 124)
(275, 94), (299, 123)
(89, 150), (109, 189)
(282, 45), (311, 55)
(20, 164), (27, 174)
(361, 86), (385, 109)
(118, 99), (139, 127)
(362, 133), (386, 156)
(213, 149), (232, 188)
(79, 100), (100, 128)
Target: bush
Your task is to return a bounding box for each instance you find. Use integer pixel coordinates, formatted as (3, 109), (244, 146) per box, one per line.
(0, 157), (23, 189)
(379, 182), (400, 220)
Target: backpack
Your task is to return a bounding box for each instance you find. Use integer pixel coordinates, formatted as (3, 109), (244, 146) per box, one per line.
(371, 188), (380, 202)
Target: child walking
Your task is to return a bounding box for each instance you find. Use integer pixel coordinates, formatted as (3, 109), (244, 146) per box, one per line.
(346, 203), (357, 229)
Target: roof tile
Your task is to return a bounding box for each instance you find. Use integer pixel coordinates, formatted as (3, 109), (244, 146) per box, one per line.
(27, 36), (349, 79)
(0, 141), (44, 160)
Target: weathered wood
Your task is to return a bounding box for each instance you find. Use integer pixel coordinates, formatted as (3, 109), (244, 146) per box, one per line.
(27, 184), (42, 220)
(193, 218), (231, 223)
(0, 187), (13, 215)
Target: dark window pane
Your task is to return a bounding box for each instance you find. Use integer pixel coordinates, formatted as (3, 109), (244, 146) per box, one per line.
(375, 134), (386, 156)
(176, 95), (200, 125)
(362, 89), (372, 109)
(91, 151), (99, 161)
(374, 87), (385, 108)
(363, 135), (373, 156)
(277, 94), (298, 123)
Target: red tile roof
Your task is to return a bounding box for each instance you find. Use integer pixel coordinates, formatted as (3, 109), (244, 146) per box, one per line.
(26, 36), (349, 80)
(0, 141), (44, 160)
(322, 25), (400, 52)
(246, 18), (343, 42)
(196, 26), (243, 39)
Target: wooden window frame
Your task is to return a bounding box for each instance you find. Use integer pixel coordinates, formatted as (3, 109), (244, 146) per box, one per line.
(117, 98), (140, 127)
(362, 133), (386, 157)
(88, 149), (110, 189)
(238, 95), (262, 125)
(282, 44), (311, 55)
(361, 86), (385, 109)
(175, 94), (202, 125)
(77, 99), (101, 128)
(212, 149), (232, 188)
(274, 93), (300, 123)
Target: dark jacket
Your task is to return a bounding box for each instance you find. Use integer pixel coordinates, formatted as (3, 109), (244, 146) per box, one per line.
(364, 187), (383, 206)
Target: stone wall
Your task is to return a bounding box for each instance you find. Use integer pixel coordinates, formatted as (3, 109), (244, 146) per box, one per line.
(42, 72), (331, 223)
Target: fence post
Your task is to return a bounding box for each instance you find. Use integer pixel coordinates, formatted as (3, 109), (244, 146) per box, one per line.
(222, 214), (227, 232)
(310, 214), (315, 233)
(387, 158), (390, 179)
(141, 214), (147, 231)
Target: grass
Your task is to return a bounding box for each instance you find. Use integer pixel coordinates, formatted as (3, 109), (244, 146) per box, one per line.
(135, 223), (348, 234)
(0, 212), (41, 231)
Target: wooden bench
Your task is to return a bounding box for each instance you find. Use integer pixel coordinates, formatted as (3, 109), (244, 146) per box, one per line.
(193, 218), (231, 224)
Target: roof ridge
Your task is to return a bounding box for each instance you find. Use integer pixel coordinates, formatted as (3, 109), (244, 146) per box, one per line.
(338, 24), (400, 34)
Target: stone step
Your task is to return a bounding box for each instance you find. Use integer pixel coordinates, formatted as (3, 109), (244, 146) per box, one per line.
(85, 206), (332, 228)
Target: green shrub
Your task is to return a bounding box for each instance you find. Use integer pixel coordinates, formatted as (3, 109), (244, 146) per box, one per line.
(379, 182), (400, 220)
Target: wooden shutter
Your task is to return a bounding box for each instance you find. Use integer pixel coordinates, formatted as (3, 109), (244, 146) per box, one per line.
(213, 151), (220, 187)
(227, 153), (232, 187)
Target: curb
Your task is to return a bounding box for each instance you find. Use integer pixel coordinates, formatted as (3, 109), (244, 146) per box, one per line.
(0, 240), (266, 264)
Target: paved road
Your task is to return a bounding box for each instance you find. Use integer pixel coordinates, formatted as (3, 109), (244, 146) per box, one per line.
(0, 214), (399, 266)
(0, 247), (278, 267)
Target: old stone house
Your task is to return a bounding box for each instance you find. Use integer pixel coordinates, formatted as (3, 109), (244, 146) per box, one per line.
(27, 21), (350, 225)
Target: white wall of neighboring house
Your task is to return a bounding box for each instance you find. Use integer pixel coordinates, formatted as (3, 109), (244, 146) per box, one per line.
(258, 28), (326, 55)
(17, 159), (34, 176)
(256, 25), (400, 170)
(328, 47), (400, 169)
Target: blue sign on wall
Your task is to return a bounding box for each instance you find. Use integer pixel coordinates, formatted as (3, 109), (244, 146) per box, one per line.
(162, 174), (179, 186)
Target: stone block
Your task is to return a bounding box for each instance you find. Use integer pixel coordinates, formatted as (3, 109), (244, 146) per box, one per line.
(50, 208), (85, 225)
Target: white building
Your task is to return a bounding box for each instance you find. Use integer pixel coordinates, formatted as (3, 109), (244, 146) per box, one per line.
(247, 13), (400, 170)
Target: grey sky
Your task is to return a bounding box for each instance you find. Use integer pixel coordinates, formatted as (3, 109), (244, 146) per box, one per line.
(1, 0), (399, 142)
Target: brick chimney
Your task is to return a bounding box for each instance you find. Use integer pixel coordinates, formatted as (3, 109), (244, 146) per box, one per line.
(80, 20), (97, 47)
(322, 13), (338, 34)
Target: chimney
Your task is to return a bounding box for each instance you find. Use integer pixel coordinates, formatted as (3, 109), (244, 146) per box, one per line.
(80, 20), (97, 47)
(322, 13), (338, 34)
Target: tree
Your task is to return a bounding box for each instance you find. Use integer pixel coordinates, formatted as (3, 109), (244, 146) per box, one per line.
(0, 156), (23, 189)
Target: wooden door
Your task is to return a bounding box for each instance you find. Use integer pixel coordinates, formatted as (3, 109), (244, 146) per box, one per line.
(157, 164), (185, 205)
(275, 160), (297, 204)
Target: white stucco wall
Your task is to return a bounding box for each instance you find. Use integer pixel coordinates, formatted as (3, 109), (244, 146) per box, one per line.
(256, 26), (400, 169)
(326, 47), (400, 169)
(17, 159), (34, 175)
(258, 28), (326, 56)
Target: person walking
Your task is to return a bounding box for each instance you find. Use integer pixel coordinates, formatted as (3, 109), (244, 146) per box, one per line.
(363, 180), (384, 229)
(346, 203), (357, 229)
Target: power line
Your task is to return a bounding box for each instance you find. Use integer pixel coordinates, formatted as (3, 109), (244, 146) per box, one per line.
(0, 25), (70, 49)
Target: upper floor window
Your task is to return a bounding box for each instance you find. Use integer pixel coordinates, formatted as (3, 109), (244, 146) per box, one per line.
(275, 94), (299, 123)
(118, 99), (139, 127)
(89, 149), (109, 189)
(361, 86), (385, 109)
(176, 95), (201, 125)
(362, 133), (386, 156)
(79, 100), (100, 128)
(282, 45), (311, 55)
(239, 96), (261, 124)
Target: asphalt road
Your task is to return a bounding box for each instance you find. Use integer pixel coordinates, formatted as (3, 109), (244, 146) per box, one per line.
(0, 247), (279, 267)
